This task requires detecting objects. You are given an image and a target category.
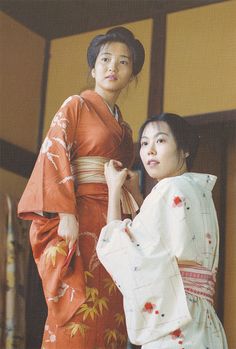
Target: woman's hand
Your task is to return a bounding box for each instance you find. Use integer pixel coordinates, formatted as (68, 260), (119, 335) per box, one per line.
(58, 213), (79, 250)
(104, 160), (128, 193)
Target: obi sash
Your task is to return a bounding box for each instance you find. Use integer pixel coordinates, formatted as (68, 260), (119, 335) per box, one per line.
(71, 156), (139, 215)
(179, 264), (215, 304)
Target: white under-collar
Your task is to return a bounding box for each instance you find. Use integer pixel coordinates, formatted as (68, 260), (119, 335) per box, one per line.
(104, 101), (119, 121)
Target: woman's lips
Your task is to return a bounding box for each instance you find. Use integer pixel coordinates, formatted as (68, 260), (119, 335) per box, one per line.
(147, 159), (159, 166)
(106, 75), (117, 80)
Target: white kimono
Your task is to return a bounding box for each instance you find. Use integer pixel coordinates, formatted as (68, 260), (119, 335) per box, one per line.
(96, 173), (228, 349)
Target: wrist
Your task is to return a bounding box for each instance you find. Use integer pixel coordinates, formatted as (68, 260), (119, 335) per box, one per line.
(59, 213), (76, 219)
(108, 187), (121, 202)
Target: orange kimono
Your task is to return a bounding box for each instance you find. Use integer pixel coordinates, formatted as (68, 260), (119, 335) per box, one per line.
(18, 90), (135, 349)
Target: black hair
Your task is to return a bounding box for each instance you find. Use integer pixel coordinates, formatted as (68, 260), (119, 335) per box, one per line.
(87, 26), (145, 76)
(139, 113), (200, 170)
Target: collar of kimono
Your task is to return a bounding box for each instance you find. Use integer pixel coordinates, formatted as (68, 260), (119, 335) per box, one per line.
(103, 100), (119, 121)
(81, 90), (122, 121)
(71, 156), (139, 215)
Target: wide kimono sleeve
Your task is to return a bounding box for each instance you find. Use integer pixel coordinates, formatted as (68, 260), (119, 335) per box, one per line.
(96, 181), (192, 345)
(17, 96), (86, 327)
(18, 95), (82, 220)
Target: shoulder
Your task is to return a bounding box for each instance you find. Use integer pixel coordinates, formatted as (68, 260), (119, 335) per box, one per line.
(50, 95), (85, 129)
(60, 95), (85, 110)
(151, 173), (216, 207)
(149, 174), (199, 203)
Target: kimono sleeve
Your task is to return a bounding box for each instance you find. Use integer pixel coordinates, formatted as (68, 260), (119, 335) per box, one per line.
(18, 96), (82, 220)
(96, 184), (191, 345)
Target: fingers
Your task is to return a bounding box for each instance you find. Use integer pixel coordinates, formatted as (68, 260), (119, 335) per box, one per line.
(105, 159), (123, 170)
(110, 159), (123, 168)
(120, 167), (128, 177)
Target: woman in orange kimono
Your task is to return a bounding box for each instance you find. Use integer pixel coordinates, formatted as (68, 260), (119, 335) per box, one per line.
(18, 27), (145, 349)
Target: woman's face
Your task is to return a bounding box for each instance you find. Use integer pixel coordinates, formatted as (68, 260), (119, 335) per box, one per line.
(140, 121), (187, 181)
(92, 41), (133, 98)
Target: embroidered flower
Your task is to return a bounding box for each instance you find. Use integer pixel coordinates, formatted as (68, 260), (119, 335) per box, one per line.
(41, 137), (52, 154)
(172, 196), (183, 207)
(143, 302), (156, 313)
(171, 328), (183, 339)
(49, 334), (56, 343)
(51, 111), (69, 129)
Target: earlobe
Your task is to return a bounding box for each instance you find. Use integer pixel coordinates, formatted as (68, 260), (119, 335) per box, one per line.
(130, 75), (134, 82)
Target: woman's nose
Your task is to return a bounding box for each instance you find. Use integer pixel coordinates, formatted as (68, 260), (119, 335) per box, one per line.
(148, 144), (156, 155)
(108, 61), (117, 72)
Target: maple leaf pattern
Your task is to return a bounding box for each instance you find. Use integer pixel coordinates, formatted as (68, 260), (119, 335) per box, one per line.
(86, 286), (99, 302)
(44, 241), (67, 266)
(103, 277), (117, 295)
(114, 313), (125, 327)
(84, 270), (94, 283)
(104, 329), (117, 344)
(66, 322), (90, 337)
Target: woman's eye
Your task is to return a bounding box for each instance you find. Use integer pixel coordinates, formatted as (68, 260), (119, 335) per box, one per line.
(141, 141), (148, 147)
(120, 60), (128, 65)
(157, 138), (164, 143)
(101, 57), (109, 62)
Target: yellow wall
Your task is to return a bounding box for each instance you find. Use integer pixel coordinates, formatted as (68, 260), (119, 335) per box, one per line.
(0, 12), (45, 152)
(224, 124), (236, 349)
(43, 19), (152, 141)
(0, 168), (28, 199)
(0, 12), (45, 198)
(164, 1), (236, 115)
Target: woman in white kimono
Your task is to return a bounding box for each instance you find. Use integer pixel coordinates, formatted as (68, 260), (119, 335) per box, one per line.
(96, 113), (228, 349)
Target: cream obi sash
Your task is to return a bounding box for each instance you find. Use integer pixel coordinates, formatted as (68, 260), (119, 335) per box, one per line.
(71, 156), (139, 215)
(179, 264), (215, 304)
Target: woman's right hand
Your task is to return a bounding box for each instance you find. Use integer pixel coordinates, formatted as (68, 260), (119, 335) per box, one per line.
(58, 213), (79, 250)
(104, 160), (128, 193)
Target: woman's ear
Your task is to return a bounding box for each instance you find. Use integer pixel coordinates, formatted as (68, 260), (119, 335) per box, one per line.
(129, 75), (134, 82)
(185, 152), (190, 158)
(91, 68), (95, 78)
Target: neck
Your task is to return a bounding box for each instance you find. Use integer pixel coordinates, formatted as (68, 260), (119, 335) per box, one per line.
(94, 87), (120, 110)
(175, 162), (188, 177)
(156, 165), (188, 183)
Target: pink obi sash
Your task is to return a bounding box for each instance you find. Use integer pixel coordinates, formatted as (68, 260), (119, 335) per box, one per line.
(179, 264), (215, 304)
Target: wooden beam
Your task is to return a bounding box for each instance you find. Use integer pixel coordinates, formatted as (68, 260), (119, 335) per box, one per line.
(148, 14), (166, 116)
(37, 40), (50, 151)
(186, 109), (236, 125)
(0, 139), (37, 178)
(1, 0), (224, 40)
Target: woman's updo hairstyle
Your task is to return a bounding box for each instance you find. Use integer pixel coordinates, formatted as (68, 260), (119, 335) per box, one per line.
(139, 113), (200, 170)
(87, 26), (145, 76)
